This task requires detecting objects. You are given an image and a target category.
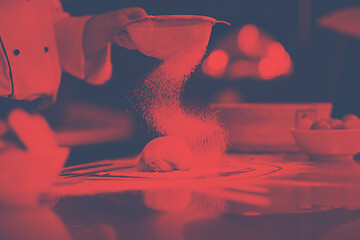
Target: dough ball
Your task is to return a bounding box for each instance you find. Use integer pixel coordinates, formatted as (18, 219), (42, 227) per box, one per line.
(137, 136), (194, 172)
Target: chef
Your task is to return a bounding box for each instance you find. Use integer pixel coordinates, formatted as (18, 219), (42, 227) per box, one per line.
(0, 0), (147, 114)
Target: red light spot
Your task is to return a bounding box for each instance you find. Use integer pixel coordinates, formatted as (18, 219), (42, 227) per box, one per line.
(266, 42), (284, 57)
(237, 24), (261, 58)
(206, 50), (229, 71)
(258, 42), (292, 79)
(202, 49), (229, 77)
(258, 57), (277, 79)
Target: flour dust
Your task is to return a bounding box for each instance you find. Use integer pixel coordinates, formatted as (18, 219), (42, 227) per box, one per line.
(134, 47), (229, 165)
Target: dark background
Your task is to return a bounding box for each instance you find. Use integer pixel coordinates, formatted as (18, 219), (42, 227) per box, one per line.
(58, 0), (359, 116)
(53, 0), (359, 164)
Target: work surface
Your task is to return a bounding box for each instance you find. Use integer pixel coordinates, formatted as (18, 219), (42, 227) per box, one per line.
(4, 153), (360, 240)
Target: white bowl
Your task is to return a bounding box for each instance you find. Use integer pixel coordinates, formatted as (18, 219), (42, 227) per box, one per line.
(291, 129), (360, 160)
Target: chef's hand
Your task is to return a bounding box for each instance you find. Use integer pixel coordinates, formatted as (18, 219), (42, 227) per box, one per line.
(83, 7), (148, 56)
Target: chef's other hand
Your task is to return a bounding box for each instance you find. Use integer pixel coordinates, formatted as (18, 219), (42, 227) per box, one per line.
(83, 7), (148, 56)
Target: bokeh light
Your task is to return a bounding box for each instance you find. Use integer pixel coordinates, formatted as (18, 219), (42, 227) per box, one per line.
(237, 24), (261, 58)
(202, 49), (229, 77)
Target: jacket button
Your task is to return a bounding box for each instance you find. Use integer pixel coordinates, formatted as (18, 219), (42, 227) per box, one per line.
(13, 49), (20, 56)
(44, 46), (49, 53)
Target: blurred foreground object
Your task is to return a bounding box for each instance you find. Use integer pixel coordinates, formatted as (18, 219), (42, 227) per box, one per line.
(317, 6), (360, 39)
(53, 101), (135, 147)
(0, 109), (69, 205)
(0, 207), (71, 240)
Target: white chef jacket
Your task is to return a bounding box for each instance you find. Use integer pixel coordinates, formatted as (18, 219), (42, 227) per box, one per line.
(0, 0), (112, 101)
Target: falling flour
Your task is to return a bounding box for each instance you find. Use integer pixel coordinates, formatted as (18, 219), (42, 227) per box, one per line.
(135, 46), (229, 167)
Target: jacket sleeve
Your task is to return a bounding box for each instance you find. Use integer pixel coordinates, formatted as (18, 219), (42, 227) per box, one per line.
(50, 0), (113, 85)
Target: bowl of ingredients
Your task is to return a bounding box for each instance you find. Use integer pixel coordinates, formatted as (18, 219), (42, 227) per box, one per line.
(291, 114), (360, 161)
(213, 103), (333, 152)
(125, 15), (230, 60)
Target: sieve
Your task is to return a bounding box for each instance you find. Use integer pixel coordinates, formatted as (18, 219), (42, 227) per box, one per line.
(124, 15), (230, 60)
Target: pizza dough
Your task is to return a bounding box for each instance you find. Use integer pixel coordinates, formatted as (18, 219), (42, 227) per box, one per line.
(137, 136), (194, 172)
